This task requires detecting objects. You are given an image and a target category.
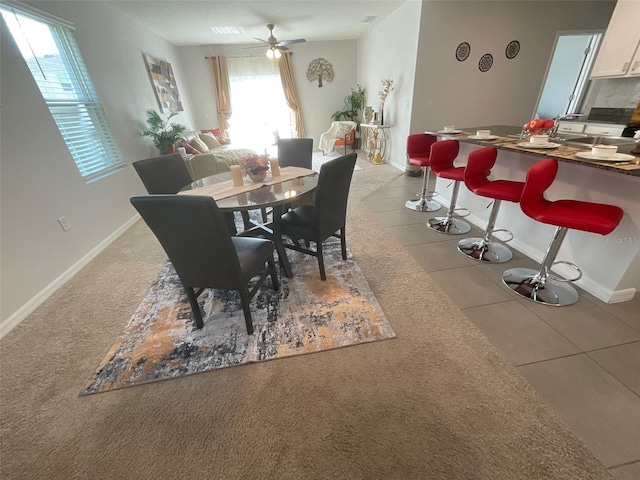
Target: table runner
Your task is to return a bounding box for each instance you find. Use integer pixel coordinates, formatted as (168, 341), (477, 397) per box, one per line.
(178, 166), (315, 201)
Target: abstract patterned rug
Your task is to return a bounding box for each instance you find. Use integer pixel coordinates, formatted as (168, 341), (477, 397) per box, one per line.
(82, 240), (395, 395)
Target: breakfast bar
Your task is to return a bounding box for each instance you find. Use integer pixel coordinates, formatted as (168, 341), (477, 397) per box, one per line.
(426, 126), (640, 303)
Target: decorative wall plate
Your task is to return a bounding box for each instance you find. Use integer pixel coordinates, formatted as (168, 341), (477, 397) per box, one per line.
(455, 42), (471, 61)
(478, 53), (493, 72)
(506, 40), (520, 59)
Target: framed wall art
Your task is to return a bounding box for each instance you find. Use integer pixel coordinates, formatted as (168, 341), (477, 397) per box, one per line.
(143, 53), (183, 113)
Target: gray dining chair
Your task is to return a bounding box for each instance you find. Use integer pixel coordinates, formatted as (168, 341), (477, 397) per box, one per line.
(133, 152), (241, 234)
(280, 153), (357, 280)
(132, 153), (193, 194)
(130, 195), (279, 334)
(277, 138), (313, 169)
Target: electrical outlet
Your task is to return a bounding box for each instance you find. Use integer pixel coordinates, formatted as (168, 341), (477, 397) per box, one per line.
(57, 216), (71, 232)
(426, 98), (433, 108)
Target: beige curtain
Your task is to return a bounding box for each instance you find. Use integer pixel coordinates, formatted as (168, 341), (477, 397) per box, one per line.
(208, 56), (232, 139)
(278, 52), (306, 138)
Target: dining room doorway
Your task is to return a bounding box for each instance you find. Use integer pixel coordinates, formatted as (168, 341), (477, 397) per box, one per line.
(534, 31), (603, 119)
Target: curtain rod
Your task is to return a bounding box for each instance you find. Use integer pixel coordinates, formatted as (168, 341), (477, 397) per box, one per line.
(204, 53), (292, 59)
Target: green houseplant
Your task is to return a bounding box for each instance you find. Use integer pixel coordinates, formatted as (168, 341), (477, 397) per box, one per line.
(331, 84), (365, 122)
(141, 109), (187, 154)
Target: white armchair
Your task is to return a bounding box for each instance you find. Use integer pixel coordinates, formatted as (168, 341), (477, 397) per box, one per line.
(319, 121), (357, 155)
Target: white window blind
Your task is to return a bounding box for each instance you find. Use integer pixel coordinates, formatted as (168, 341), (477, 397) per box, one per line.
(1, 3), (125, 181)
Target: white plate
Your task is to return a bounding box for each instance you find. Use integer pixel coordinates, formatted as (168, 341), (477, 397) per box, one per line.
(516, 142), (562, 149)
(468, 135), (499, 140)
(575, 152), (636, 162)
(436, 129), (463, 134)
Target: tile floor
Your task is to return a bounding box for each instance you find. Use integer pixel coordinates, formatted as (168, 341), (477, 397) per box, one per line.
(362, 170), (640, 479)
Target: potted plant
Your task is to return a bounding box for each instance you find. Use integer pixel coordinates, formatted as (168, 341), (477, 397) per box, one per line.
(331, 84), (365, 122)
(141, 109), (187, 154)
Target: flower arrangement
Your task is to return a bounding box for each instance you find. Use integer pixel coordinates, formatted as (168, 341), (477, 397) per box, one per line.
(242, 155), (270, 176)
(378, 79), (395, 105)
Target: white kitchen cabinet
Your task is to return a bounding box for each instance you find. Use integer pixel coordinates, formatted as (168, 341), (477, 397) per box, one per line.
(590, 1), (640, 78)
(584, 124), (625, 136)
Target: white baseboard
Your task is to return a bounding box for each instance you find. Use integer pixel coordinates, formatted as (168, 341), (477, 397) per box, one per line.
(0, 214), (140, 340)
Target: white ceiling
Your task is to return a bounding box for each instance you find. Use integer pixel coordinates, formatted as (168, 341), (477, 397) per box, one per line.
(101, 0), (407, 47)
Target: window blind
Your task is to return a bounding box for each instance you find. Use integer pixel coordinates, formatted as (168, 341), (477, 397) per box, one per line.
(1, 3), (125, 181)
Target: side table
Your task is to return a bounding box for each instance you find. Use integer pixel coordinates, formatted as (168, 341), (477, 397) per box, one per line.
(360, 124), (391, 164)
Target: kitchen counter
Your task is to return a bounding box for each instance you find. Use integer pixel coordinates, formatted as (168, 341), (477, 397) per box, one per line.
(426, 125), (640, 303)
(427, 125), (640, 177)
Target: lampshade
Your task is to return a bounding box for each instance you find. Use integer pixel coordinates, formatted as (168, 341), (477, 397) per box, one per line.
(266, 47), (281, 59)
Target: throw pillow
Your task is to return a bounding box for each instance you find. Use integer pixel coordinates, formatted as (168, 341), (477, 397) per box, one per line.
(201, 128), (228, 145)
(190, 137), (209, 153)
(181, 139), (201, 155)
(198, 132), (221, 149)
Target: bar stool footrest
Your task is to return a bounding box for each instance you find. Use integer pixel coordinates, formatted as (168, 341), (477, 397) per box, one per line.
(491, 228), (514, 243)
(547, 261), (582, 283)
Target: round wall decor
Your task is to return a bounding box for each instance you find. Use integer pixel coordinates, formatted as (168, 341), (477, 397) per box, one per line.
(505, 40), (520, 59)
(455, 42), (471, 62)
(478, 53), (493, 72)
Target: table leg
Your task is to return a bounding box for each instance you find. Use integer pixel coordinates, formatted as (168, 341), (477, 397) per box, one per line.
(271, 204), (293, 278)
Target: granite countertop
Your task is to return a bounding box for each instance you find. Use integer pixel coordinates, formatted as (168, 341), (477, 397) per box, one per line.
(428, 125), (640, 177)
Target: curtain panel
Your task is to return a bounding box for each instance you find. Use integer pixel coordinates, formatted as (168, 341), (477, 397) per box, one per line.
(278, 52), (306, 138)
(209, 56), (232, 139)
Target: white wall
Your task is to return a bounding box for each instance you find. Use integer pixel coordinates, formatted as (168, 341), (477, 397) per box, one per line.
(0, 1), (197, 326)
(357, 0), (423, 171)
(411, 1), (615, 132)
(177, 40), (358, 147)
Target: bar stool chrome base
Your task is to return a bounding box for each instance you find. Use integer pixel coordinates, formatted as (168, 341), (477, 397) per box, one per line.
(457, 238), (513, 263)
(405, 197), (441, 212)
(428, 217), (471, 235)
(502, 267), (579, 306)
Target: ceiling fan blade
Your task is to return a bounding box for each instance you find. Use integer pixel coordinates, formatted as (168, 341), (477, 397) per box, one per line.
(252, 37), (270, 44)
(276, 45), (289, 51)
(242, 45), (270, 49)
(278, 38), (306, 46)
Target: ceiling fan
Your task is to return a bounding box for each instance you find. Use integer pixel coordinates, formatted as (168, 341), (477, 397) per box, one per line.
(250, 24), (306, 59)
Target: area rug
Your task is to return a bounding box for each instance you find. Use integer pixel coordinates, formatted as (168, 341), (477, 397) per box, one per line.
(312, 149), (363, 172)
(82, 240), (395, 395)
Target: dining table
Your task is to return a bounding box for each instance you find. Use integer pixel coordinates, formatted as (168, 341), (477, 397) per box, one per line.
(179, 166), (319, 278)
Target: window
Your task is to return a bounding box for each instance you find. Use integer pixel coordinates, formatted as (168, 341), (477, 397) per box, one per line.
(1, 2), (125, 181)
(227, 56), (293, 151)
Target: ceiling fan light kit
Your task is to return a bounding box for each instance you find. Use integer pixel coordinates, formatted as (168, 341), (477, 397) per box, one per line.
(249, 24), (306, 59)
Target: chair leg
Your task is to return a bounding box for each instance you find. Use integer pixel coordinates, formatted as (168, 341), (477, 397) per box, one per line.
(185, 286), (204, 329)
(405, 166), (441, 212)
(340, 228), (347, 260)
(268, 254), (280, 291)
(317, 242), (326, 281)
(503, 226), (580, 306)
(457, 199), (513, 263)
(427, 180), (471, 235)
(238, 289), (254, 334)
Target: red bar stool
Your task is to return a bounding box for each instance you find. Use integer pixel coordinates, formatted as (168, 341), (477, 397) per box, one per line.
(427, 139), (471, 235)
(404, 134), (441, 212)
(503, 159), (624, 306)
(458, 146), (525, 263)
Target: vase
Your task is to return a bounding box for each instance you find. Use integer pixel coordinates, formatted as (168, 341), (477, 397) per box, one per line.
(248, 171), (266, 183)
(380, 103), (385, 126)
(363, 106), (373, 124)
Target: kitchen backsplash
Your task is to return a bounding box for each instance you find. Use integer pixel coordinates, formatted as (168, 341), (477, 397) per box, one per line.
(589, 77), (640, 109)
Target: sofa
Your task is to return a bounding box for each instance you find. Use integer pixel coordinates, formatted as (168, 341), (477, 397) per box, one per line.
(179, 130), (264, 181)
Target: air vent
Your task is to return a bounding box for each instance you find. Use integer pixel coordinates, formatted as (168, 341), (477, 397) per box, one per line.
(361, 16), (377, 23)
(211, 26), (245, 35)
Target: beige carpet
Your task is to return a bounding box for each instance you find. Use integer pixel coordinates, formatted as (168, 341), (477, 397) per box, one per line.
(0, 157), (613, 479)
